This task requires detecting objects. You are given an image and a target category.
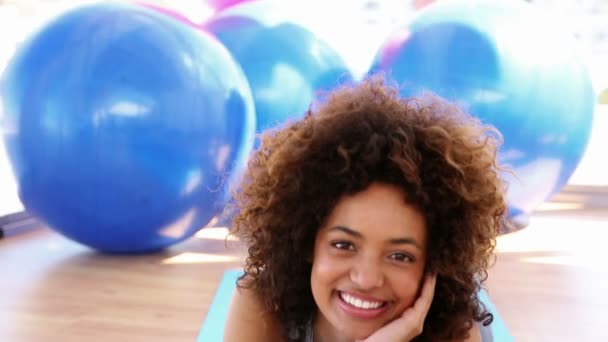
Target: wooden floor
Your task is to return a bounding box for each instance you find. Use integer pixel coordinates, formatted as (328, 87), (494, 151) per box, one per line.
(0, 226), (245, 342)
(1, 204), (607, 341)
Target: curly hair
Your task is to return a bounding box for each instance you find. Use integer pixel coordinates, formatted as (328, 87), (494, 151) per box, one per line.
(230, 76), (507, 341)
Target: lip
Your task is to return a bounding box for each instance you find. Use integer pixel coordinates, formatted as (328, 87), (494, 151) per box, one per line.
(339, 290), (387, 302)
(335, 291), (390, 319)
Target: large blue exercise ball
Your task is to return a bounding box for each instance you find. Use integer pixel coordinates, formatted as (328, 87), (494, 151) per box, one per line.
(0, 3), (255, 253)
(370, 0), (595, 216)
(204, 0), (353, 133)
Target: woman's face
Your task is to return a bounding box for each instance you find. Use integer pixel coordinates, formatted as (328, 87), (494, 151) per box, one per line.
(310, 182), (427, 341)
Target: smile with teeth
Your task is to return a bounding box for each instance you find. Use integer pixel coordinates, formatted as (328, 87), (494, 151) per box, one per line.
(339, 292), (387, 310)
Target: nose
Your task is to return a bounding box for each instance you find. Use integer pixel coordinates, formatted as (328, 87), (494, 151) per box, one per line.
(349, 256), (384, 289)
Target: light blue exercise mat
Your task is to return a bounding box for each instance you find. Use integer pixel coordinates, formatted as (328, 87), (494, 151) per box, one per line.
(198, 270), (242, 342)
(198, 270), (513, 342)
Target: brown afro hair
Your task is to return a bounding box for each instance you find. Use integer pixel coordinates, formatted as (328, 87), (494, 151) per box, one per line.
(230, 76), (507, 341)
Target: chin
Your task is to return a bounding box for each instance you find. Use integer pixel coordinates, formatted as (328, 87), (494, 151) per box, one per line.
(342, 324), (381, 341)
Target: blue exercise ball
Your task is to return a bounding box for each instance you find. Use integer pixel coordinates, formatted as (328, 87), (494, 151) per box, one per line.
(204, 0), (353, 133)
(370, 0), (595, 216)
(1, 3), (255, 253)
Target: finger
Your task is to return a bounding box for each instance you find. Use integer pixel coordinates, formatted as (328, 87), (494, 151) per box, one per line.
(403, 273), (436, 331)
(394, 273), (436, 336)
(410, 273), (437, 316)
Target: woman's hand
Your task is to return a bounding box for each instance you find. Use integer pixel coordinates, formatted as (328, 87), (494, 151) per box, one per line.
(356, 273), (437, 342)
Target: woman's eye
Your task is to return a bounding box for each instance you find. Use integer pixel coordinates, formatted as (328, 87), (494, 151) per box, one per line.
(331, 241), (354, 251)
(390, 252), (415, 263)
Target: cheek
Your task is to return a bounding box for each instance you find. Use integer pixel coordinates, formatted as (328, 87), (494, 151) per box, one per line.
(311, 251), (348, 291)
(388, 270), (425, 307)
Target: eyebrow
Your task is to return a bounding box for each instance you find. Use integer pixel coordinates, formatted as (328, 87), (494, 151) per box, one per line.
(328, 226), (423, 250)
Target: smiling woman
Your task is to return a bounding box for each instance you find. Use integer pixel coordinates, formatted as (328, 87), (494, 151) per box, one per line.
(311, 183), (428, 341)
(226, 76), (507, 341)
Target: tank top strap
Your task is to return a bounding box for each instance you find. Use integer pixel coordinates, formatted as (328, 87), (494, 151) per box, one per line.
(479, 321), (494, 342)
(287, 318), (314, 342)
(304, 318), (314, 342)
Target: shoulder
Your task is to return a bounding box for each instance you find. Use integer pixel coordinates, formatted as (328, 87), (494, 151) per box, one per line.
(223, 286), (284, 342)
